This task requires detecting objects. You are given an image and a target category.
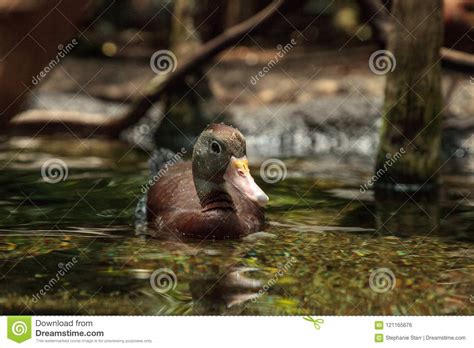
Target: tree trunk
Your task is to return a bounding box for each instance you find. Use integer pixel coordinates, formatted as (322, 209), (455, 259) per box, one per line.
(153, 0), (216, 150)
(170, 0), (202, 57)
(375, 0), (443, 190)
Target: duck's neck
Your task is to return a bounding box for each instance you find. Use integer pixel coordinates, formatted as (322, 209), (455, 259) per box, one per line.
(201, 190), (234, 211)
(194, 179), (235, 211)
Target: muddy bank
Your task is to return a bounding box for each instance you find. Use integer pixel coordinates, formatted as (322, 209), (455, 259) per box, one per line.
(13, 47), (474, 162)
(20, 90), (472, 166)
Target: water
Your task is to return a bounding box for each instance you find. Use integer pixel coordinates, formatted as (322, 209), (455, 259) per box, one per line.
(0, 138), (473, 315)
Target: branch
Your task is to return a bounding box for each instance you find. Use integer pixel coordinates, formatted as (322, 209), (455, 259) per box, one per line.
(9, 0), (287, 138)
(105, 0), (288, 137)
(8, 110), (111, 137)
(9, 0), (288, 138)
(440, 47), (474, 70)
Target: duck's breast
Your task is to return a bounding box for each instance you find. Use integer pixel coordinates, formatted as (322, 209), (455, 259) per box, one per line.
(147, 162), (201, 215)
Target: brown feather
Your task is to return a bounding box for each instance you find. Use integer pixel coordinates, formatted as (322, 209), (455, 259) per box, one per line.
(146, 162), (265, 240)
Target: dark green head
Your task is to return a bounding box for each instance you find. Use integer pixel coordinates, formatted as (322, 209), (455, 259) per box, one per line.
(192, 123), (268, 208)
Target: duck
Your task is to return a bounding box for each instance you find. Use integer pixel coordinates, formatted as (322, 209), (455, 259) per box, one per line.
(146, 123), (269, 239)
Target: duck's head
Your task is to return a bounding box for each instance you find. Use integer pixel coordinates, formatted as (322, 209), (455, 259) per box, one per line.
(192, 123), (269, 209)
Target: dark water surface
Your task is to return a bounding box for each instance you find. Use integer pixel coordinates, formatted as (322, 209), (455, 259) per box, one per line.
(0, 138), (472, 315)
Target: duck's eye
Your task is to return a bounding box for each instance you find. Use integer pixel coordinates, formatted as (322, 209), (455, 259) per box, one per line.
(211, 141), (221, 154)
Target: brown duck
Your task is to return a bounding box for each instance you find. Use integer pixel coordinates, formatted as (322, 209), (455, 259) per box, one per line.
(147, 124), (269, 239)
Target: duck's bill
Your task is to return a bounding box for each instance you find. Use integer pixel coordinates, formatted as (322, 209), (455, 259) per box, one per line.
(224, 156), (269, 207)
